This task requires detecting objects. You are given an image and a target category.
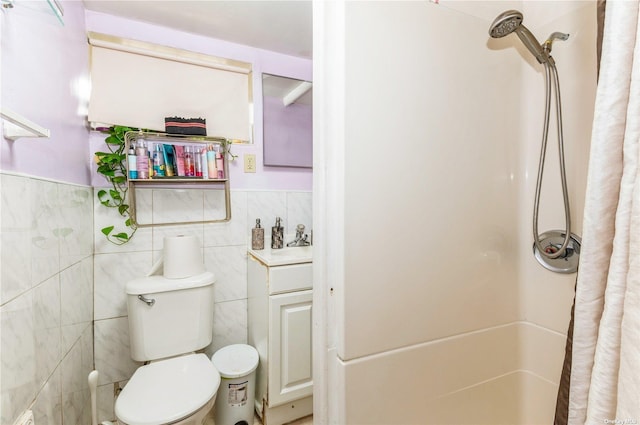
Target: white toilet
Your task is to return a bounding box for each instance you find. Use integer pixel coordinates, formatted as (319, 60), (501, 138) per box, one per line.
(115, 271), (221, 425)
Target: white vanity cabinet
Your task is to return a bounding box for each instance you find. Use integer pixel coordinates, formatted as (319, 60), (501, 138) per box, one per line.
(248, 248), (313, 425)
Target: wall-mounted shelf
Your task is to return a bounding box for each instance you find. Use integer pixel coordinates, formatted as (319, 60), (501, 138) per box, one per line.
(125, 131), (232, 227)
(1, 108), (50, 141)
(1, 0), (64, 25)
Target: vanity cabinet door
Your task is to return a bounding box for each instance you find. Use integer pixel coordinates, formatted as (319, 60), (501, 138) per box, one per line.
(268, 290), (313, 407)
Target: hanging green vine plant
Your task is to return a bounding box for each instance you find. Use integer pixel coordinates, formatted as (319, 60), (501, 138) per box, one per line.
(94, 125), (138, 245)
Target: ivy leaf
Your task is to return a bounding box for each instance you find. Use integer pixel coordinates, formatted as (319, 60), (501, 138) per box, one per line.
(118, 204), (129, 215)
(113, 232), (129, 241)
(105, 135), (123, 146)
(112, 176), (127, 184)
(101, 226), (114, 236)
(97, 165), (115, 176)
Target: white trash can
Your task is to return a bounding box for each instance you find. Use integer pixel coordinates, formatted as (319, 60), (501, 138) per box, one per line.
(211, 344), (259, 425)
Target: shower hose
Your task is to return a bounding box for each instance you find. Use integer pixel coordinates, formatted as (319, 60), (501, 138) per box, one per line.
(532, 61), (572, 259)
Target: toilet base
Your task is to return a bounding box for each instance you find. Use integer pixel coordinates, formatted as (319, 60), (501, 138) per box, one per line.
(117, 394), (216, 425)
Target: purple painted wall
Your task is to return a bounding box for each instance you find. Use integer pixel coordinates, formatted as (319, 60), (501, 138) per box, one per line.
(263, 96), (312, 168)
(1, 5), (311, 190)
(1, 0), (91, 185)
(85, 11), (313, 191)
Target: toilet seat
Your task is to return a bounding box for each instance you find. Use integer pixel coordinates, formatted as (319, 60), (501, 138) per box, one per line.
(115, 353), (221, 425)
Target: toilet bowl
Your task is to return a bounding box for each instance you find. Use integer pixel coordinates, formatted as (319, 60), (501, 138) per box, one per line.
(115, 353), (221, 425)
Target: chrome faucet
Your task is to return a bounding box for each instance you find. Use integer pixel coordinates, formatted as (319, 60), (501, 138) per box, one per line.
(286, 224), (311, 247)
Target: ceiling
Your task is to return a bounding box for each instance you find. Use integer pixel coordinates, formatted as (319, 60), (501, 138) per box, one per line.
(82, 0), (313, 59)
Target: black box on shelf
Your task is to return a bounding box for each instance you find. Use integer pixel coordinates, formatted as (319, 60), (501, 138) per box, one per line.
(164, 117), (207, 136)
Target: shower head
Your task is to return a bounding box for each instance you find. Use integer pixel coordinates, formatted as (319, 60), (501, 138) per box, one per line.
(489, 10), (523, 38)
(489, 10), (550, 65)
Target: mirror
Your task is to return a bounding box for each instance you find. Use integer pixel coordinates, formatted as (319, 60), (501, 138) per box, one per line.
(262, 73), (312, 168)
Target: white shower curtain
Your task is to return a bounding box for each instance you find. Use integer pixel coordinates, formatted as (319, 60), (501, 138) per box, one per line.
(569, 1), (640, 424)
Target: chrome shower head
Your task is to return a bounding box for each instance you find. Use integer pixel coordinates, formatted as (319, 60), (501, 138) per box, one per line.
(489, 10), (523, 38)
(489, 10), (550, 65)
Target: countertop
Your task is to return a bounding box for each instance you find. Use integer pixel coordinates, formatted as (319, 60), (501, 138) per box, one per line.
(248, 245), (313, 267)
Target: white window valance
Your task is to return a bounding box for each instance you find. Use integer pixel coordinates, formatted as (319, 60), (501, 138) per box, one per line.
(88, 32), (253, 143)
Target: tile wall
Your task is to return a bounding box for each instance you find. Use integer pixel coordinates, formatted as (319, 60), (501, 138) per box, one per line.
(0, 173), (94, 425)
(93, 186), (312, 422)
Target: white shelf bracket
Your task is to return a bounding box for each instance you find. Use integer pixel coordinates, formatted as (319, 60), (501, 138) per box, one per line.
(1, 108), (50, 141)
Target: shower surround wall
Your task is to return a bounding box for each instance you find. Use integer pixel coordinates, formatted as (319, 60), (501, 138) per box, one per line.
(315, 1), (596, 423)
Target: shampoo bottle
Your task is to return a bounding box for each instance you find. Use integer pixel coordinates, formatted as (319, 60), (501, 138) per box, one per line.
(252, 219), (264, 250)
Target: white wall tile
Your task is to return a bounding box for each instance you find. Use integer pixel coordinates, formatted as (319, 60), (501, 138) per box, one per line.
(206, 299), (248, 356)
(204, 190), (248, 246)
(33, 367), (62, 425)
(286, 191), (312, 236)
(30, 179), (61, 286)
(58, 184), (93, 269)
(94, 317), (141, 385)
(1, 229), (32, 305)
(133, 188), (153, 225)
(94, 251), (152, 320)
(1, 174), (32, 305)
(94, 187), (153, 254)
(0, 292), (36, 425)
(97, 383), (116, 424)
(204, 246), (248, 303)
(33, 275), (61, 387)
(61, 257), (93, 327)
(247, 191), (287, 243)
(62, 323), (88, 357)
(153, 189), (204, 225)
(62, 327), (93, 425)
(1, 174), (32, 229)
(1, 175), (95, 425)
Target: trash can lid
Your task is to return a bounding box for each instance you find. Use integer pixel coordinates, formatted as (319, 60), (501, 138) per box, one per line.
(211, 344), (259, 379)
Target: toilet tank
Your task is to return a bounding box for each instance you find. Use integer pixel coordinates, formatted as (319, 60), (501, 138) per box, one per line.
(125, 271), (215, 362)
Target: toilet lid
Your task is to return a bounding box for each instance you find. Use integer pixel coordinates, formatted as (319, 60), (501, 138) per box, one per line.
(115, 353), (220, 425)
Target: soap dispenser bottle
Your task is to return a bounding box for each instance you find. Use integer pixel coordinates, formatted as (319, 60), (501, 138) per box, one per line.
(271, 217), (284, 249)
(252, 219), (264, 250)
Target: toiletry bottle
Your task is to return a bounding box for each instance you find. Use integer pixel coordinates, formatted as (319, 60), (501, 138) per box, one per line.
(136, 140), (149, 179)
(195, 148), (203, 177)
(252, 219), (265, 250)
(184, 146), (195, 177)
(152, 144), (166, 177)
(207, 145), (217, 178)
(201, 148), (209, 179)
(128, 142), (138, 179)
(162, 144), (175, 177)
(216, 148), (224, 179)
(271, 217), (284, 249)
